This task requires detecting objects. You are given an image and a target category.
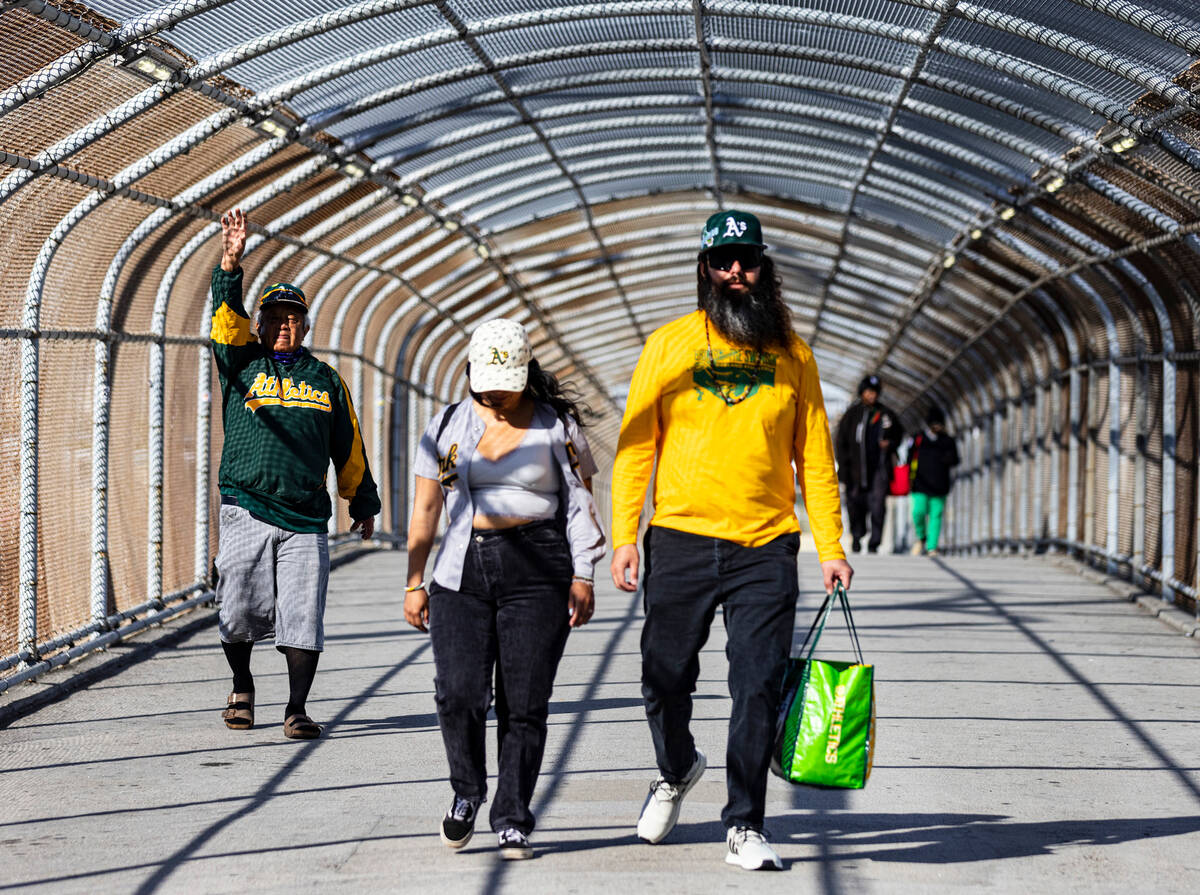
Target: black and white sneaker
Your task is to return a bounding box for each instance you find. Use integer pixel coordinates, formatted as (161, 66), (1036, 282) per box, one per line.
(497, 827), (533, 860)
(725, 826), (782, 870)
(440, 794), (481, 848)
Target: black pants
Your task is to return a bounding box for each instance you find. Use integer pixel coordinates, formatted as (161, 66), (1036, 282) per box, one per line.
(640, 525), (799, 830)
(846, 464), (890, 549)
(428, 520), (572, 835)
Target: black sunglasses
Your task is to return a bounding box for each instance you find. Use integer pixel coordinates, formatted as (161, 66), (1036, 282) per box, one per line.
(706, 246), (762, 271)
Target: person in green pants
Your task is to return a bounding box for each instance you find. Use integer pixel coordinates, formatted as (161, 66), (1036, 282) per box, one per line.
(909, 406), (960, 556)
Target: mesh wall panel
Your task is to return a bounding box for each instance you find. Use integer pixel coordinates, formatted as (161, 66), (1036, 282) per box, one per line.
(1143, 364), (1163, 572)
(0, 179), (92, 329)
(0, 337), (22, 656)
(1117, 365), (1137, 561)
(69, 89), (215, 181)
(1092, 368), (1110, 553)
(42, 196), (152, 330)
(0, 63), (143, 159)
(106, 340), (151, 613)
(36, 339), (97, 644)
(137, 119), (264, 200)
(163, 341), (202, 592)
(0, 9), (89, 89)
(1175, 362), (1198, 608)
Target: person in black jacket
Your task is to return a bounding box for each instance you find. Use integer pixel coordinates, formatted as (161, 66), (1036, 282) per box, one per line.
(835, 375), (901, 553)
(909, 405), (960, 556)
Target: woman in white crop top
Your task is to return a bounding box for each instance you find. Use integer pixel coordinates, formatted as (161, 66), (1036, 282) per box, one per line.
(404, 318), (606, 860)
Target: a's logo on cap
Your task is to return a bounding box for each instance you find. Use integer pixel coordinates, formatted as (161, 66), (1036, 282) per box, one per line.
(724, 216), (748, 238)
(488, 347), (508, 365)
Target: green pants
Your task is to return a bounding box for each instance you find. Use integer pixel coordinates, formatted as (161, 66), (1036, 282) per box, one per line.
(911, 492), (946, 551)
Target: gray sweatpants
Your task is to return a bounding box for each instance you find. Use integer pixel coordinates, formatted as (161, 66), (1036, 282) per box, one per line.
(214, 502), (330, 651)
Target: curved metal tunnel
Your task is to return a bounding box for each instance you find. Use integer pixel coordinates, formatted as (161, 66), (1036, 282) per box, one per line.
(1, 0), (1198, 684)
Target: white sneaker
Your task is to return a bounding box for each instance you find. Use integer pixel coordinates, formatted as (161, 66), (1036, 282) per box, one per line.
(910, 541), (925, 555)
(725, 826), (782, 870)
(636, 749), (706, 843)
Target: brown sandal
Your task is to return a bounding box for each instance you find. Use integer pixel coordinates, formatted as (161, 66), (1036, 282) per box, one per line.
(222, 691), (254, 730)
(283, 713), (322, 740)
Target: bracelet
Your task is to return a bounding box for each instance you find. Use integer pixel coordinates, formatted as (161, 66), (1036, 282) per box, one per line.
(571, 575), (594, 585)
(405, 582), (427, 593)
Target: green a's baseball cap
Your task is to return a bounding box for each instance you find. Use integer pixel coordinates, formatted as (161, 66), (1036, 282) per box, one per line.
(699, 209), (766, 252)
(259, 281), (308, 313)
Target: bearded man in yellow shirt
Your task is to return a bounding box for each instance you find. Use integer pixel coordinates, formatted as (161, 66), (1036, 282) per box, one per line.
(610, 209), (854, 871)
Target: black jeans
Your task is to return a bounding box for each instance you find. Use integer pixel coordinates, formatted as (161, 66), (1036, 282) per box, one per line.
(847, 463), (890, 549)
(428, 520), (572, 835)
(640, 525), (799, 830)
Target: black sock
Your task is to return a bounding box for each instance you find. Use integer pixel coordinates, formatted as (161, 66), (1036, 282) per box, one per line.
(222, 640), (254, 693)
(280, 646), (320, 718)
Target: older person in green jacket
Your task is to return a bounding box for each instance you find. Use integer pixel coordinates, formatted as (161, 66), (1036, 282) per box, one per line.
(210, 208), (379, 739)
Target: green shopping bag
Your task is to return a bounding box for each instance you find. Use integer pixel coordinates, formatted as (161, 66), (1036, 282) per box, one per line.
(771, 583), (875, 789)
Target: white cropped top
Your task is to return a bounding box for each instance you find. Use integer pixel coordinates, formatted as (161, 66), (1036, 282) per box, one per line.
(467, 422), (559, 520)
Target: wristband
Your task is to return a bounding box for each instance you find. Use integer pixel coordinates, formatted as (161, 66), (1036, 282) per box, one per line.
(405, 582), (427, 593)
(571, 575), (594, 585)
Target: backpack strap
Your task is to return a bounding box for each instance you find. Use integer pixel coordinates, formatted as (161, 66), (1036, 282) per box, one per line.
(435, 402), (461, 490)
(436, 401), (460, 441)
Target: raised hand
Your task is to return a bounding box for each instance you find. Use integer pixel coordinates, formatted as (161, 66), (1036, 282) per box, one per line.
(220, 208), (247, 272)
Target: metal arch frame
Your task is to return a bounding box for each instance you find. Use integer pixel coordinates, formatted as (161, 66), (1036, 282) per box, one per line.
(7, 2), (627, 413)
(10, 0), (1195, 268)
(7, 0), (1200, 671)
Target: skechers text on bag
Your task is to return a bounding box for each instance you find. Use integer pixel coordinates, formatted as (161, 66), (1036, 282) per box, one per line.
(771, 583), (875, 789)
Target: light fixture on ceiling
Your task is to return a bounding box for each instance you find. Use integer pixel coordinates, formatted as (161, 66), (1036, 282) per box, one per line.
(343, 162), (365, 178)
(401, 194), (419, 207)
(998, 206), (1016, 221)
(970, 228), (983, 240)
(942, 254), (956, 270)
(132, 56), (172, 81)
(476, 244), (490, 260)
(1045, 175), (1066, 193)
(1111, 134), (1138, 153)
(258, 118), (288, 138)
(442, 220), (459, 232)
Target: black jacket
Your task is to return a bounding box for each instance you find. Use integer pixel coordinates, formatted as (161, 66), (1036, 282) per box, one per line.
(835, 400), (902, 489)
(910, 429), (960, 497)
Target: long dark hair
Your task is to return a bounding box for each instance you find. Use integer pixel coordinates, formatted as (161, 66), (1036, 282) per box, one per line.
(468, 357), (594, 425)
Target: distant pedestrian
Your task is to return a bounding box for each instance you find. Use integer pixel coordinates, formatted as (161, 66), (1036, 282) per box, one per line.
(909, 406), (959, 556)
(404, 319), (605, 860)
(835, 375), (902, 553)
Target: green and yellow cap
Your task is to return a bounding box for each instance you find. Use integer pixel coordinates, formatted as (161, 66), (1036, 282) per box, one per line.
(699, 209), (766, 252)
(259, 282), (308, 313)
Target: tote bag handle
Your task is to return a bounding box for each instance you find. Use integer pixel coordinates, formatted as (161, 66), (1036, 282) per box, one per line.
(795, 582), (865, 666)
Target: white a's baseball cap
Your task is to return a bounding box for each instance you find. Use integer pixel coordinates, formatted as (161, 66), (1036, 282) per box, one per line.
(468, 319), (532, 393)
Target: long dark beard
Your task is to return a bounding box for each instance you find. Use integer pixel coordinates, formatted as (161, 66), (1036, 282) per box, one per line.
(697, 255), (792, 355)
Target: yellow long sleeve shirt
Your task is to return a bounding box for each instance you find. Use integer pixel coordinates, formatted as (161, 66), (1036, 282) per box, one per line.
(611, 310), (846, 561)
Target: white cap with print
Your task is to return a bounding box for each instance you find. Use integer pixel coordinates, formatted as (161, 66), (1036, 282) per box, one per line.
(468, 319), (532, 393)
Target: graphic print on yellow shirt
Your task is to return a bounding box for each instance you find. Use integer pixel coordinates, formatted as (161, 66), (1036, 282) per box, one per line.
(610, 310), (845, 560)
(692, 347), (776, 404)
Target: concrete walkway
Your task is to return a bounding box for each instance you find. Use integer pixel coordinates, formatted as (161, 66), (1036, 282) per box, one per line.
(2, 551), (1199, 894)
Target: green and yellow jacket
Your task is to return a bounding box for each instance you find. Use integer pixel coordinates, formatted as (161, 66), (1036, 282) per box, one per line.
(210, 266), (380, 532)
